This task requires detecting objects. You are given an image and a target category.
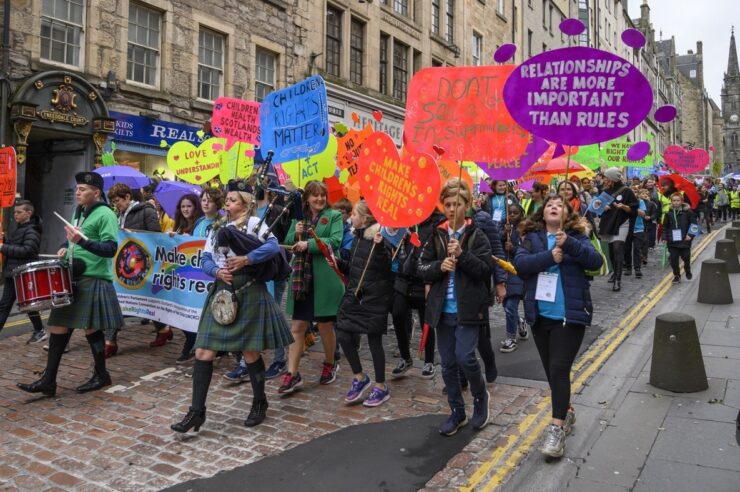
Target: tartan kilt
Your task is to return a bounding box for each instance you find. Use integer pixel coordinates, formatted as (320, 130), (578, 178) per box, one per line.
(196, 276), (293, 353)
(48, 276), (123, 332)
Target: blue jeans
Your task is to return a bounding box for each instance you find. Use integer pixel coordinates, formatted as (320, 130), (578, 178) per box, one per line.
(503, 295), (521, 337)
(436, 313), (486, 412)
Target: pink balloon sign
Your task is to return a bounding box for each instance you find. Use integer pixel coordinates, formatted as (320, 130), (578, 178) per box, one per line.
(503, 47), (653, 146)
(212, 97), (261, 150)
(663, 146), (710, 174)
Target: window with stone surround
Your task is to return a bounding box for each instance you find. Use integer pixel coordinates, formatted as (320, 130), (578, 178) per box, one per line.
(472, 32), (482, 66)
(432, 0), (440, 36)
(198, 28), (224, 101)
(255, 47), (276, 103)
(350, 18), (364, 85)
(127, 3), (161, 86)
(445, 0), (454, 43)
(380, 33), (389, 95)
(393, 40), (409, 101)
(41, 0), (84, 67)
(325, 7), (342, 77)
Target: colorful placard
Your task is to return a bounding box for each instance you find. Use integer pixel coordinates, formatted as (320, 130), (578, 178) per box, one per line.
(503, 47), (653, 145)
(404, 66), (530, 163)
(601, 136), (654, 168)
(259, 75), (329, 162)
(211, 97), (261, 150)
(219, 142), (256, 182)
(662, 145), (710, 174)
(337, 123), (374, 185)
(279, 134), (338, 187)
(166, 138), (223, 185)
(113, 231), (213, 332)
(357, 132), (441, 227)
(0, 147), (17, 207)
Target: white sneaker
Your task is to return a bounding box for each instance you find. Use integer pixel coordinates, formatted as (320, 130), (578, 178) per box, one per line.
(421, 363), (436, 379)
(563, 406), (576, 435)
(500, 337), (518, 353)
(518, 318), (530, 340)
(541, 424), (566, 458)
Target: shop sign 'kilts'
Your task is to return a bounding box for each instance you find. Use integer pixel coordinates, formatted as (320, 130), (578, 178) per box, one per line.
(196, 276), (293, 353)
(48, 276), (123, 332)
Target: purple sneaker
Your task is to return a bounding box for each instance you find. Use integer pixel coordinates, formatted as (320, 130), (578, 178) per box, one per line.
(363, 385), (390, 407)
(345, 375), (371, 403)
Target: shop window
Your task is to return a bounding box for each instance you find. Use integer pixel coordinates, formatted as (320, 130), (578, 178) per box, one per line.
(325, 7), (342, 77)
(40, 0), (84, 66)
(445, 0), (454, 43)
(472, 32), (482, 66)
(350, 19), (364, 85)
(393, 40), (408, 101)
(198, 28), (224, 101)
(255, 47), (276, 102)
(127, 3), (161, 86)
(379, 33), (389, 95)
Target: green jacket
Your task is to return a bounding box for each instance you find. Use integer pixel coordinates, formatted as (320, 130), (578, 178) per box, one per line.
(67, 203), (118, 281)
(285, 208), (346, 317)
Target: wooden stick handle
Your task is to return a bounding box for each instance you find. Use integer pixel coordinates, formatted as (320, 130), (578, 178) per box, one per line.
(354, 241), (377, 298)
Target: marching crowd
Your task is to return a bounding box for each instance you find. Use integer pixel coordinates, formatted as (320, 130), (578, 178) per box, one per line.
(2, 167), (737, 459)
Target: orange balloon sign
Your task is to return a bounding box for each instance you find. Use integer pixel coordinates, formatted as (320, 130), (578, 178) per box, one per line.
(337, 123), (374, 185)
(404, 66), (530, 163)
(0, 147), (17, 207)
(357, 132), (441, 227)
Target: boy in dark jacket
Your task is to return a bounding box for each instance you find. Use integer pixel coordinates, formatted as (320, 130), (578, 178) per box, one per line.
(662, 193), (699, 284)
(418, 178), (493, 436)
(0, 200), (45, 342)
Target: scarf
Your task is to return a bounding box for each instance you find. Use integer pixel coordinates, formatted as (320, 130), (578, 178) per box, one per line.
(292, 215), (319, 301)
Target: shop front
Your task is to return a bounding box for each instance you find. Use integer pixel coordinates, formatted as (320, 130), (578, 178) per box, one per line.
(9, 71), (114, 254)
(106, 111), (203, 180)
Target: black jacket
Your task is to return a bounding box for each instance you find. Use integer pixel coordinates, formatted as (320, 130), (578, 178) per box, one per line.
(394, 210), (445, 299)
(417, 218), (493, 329)
(598, 183), (638, 236)
(472, 209), (507, 285)
(122, 202), (160, 232)
(336, 224), (393, 335)
(2, 216), (42, 278)
(662, 204), (698, 249)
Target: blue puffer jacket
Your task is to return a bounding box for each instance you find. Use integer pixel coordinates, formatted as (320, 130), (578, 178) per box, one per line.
(514, 228), (603, 327)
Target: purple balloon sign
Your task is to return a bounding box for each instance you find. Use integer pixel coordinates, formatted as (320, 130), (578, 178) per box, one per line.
(503, 47), (653, 146)
(477, 135), (550, 180)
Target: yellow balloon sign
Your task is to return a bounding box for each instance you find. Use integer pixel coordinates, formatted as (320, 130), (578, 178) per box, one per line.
(219, 142), (256, 182)
(280, 134), (338, 186)
(166, 138), (223, 185)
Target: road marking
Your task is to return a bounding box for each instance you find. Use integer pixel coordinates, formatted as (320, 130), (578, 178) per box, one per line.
(106, 367), (178, 393)
(462, 228), (722, 492)
(3, 313), (50, 328)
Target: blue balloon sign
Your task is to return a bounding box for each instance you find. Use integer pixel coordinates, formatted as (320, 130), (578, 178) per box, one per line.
(259, 75), (330, 162)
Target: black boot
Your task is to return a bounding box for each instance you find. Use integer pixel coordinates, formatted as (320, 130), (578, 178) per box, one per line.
(635, 269), (643, 279)
(17, 331), (73, 397)
(607, 273), (616, 283)
(613, 280), (621, 291)
(171, 406), (207, 433)
(244, 399), (268, 427)
(76, 370), (112, 393)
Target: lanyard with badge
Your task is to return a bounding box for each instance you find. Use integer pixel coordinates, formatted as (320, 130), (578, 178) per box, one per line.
(492, 195), (505, 222)
(671, 209), (683, 241)
(535, 233), (559, 302)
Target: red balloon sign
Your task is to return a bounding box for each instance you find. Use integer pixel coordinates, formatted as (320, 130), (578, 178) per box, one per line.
(662, 146), (710, 174)
(404, 66), (530, 163)
(357, 132), (441, 228)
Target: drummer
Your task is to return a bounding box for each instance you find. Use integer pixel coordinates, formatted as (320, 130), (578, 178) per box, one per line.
(0, 200), (46, 343)
(17, 171), (123, 397)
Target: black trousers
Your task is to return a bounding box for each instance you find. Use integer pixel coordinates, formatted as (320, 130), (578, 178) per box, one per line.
(668, 246), (691, 276)
(531, 317), (586, 420)
(0, 280), (44, 333)
(608, 240), (625, 280)
(337, 330), (386, 383)
(631, 232), (646, 270)
(391, 293), (434, 363)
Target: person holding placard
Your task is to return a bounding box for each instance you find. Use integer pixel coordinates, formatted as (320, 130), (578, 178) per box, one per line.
(662, 193), (699, 284)
(598, 168), (638, 292)
(513, 195), (603, 458)
(280, 181), (345, 395)
(418, 178), (493, 436)
(17, 172), (122, 397)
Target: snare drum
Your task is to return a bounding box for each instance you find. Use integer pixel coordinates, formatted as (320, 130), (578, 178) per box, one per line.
(12, 260), (74, 312)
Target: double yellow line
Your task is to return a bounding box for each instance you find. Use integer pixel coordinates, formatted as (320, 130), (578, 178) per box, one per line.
(462, 228), (722, 492)
(3, 312), (50, 328)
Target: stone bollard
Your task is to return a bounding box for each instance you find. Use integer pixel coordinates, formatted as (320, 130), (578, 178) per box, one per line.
(650, 313), (708, 393)
(727, 228), (740, 252)
(697, 259), (734, 304)
(715, 240), (740, 273)
(733, 220), (740, 229)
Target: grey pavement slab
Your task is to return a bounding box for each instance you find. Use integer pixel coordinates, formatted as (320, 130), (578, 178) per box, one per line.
(634, 458), (740, 492)
(668, 397), (739, 423)
(571, 372), (631, 411)
(609, 391), (673, 429)
(566, 477), (630, 492)
(702, 345), (740, 359)
(703, 355), (740, 380)
(700, 327), (740, 347)
(650, 416), (740, 472)
(631, 371), (728, 399)
(725, 379), (740, 409)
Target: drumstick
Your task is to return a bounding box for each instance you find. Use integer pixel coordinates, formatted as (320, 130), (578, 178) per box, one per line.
(39, 253), (62, 258)
(54, 211), (89, 240)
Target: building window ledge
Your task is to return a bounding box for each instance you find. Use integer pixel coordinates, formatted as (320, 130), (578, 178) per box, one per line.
(261, 0), (288, 11)
(119, 81), (171, 103)
(191, 99), (215, 112)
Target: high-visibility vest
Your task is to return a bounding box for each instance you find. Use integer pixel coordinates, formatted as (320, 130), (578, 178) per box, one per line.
(730, 190), (740, 208)
(659, 193), (672, 215)
(521, 198), (532, 215)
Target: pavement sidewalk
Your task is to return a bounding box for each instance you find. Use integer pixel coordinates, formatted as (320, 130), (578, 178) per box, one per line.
(501, 226), (740, 492)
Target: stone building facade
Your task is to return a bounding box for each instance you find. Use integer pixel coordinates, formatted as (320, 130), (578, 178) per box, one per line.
(516, 0), (577, 62)
(721, 29), (740, 173)
(676, 42), (719, 154)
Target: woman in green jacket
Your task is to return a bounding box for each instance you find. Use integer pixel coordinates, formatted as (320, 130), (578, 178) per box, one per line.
(279, 180), (346, 395)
